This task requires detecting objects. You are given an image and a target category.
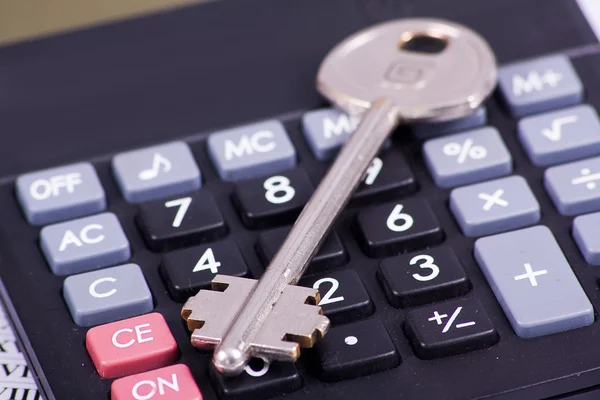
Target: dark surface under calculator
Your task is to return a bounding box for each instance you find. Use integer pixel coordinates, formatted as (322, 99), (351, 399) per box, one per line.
(4, 0), (600, 399)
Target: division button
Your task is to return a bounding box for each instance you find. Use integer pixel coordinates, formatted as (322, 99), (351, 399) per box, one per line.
(16, 162), (106, 226)
(474, 226), (594, 338)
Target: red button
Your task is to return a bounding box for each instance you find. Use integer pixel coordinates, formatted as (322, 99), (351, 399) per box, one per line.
(86, 312), (178, 378)
(111, 364), (202, 400)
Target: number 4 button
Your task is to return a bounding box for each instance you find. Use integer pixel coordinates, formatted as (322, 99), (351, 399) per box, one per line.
(161, 241), (249, 302)
(377, 247), (470, 308)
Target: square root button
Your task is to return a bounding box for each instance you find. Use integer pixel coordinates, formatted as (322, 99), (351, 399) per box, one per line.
(112, 141), (201, 203)
(545, 155), (600, 216)
(450, 175), (540, 237)
(423, 127), (512, 188)
(474, 226), (594, 338)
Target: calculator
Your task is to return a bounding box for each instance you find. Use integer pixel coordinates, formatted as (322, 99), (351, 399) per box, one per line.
(3, 0), (600, 399)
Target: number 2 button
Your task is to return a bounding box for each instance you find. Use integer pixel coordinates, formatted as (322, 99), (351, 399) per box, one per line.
(300, 270), (373, 324)
(233, 169), (314, 228)
(377, 247), (470, 308)
(356, 199), (444, 257)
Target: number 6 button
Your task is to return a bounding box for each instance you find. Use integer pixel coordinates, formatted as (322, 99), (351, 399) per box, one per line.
(233, 168), (314, 229)
(356, 199), (444, 257)
(377, 247), (470, 308)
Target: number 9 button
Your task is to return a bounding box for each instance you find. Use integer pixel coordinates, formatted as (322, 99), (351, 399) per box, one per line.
(377, 247), (470, 308)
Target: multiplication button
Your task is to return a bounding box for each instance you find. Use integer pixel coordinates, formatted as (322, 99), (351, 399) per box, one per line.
(475, 226), (594, 338)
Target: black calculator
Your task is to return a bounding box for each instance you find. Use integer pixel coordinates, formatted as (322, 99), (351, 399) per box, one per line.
(3, 0), (600, 399)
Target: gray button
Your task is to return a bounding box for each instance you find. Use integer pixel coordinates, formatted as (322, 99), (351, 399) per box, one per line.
(518, 104), (600, 166)
(544, 156), (600, 216)
(207, 120), (296, 181)
(302, 108), (359, 161)
(16, 162), (106, 226)
(474, 226), (593, 338)
(63, 263), (153, 327)
(40, 213), (130, 276)
(112, 141), (201, 203)
(573, 212), (600, 265)
(423, 127), (512, 188)
(498, 54), (583, 117)
(450, 175), (540, 237)
(412, 107), (487, 139)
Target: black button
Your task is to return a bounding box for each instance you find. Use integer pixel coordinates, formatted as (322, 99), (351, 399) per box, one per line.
(233, 168), (314, 229)
(404, 297), (498, 360)
(257, 226), (346, 275)
(314, 318), (400, 382)
(210, 359), (302, 400)
(356, 199), (444, 258)
(377, 247), (470, 308)
(300, 269), (373, 324)
(352, 149), (417, 204)
(160, 241), (249, 302)
(137, 191), (227, 251)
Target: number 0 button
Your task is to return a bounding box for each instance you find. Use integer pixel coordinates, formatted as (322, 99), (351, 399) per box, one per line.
(233, 168), (314, 229)
(356, 199), (444, 257)
(161, 241), (249, 302)
(377, 247), (470, 308)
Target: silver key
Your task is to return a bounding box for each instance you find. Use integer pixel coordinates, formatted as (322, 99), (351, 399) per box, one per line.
(182, 18), (498, 376)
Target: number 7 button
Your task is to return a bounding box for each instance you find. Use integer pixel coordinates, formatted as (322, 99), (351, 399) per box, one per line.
(475, 226), (593, 338)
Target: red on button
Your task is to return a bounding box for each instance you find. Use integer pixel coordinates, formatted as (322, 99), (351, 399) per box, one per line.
(112, 364), (202, 400)
(86, 312), (178, 378)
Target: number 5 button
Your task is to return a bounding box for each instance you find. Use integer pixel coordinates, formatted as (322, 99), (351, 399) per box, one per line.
(356, 199), (444, 257)
(377, 247), (470, 308)
(233, 168), (314, 229)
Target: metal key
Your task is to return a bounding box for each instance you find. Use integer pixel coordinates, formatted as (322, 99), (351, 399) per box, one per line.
(182, 18), (498, 376)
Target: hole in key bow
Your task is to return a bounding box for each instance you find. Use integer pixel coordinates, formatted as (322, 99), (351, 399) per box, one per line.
(399, 32), (448, 54)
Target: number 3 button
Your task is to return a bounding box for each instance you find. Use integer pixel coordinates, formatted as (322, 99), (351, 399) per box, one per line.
(233, 168), (314, 229)
(356, 199), (444, 257)
(377, 247), (470, 308)
(300, 270), (373, 324)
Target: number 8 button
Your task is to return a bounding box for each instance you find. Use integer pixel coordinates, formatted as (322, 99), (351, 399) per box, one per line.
(233, 168), (314, 228)
(356, 199), (444, 257)
(377, 247), (470, 308)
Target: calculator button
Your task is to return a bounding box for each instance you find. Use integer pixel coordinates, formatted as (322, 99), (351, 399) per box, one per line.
(518, 104), (600, 166)
(423, 127), (512, 188)
(377, 247), (470, 308)
(573, 212), (600, 265)
(356, 199), (444, 258)
(302, 108), (359, 161)
(314, 319), (400, 382)
(498, 54), (583, 117)
(233, 169), (313, 228)
(112, 141), (201, 203)
(40, 212), (130, 276)
(449, 175), (540, 237)
(544, 156), (600, 216)
(300, 270), (373, 324)
(16, 162), (105, 226)
(137, 191), (227, 251)
(207, 120), (296, 181)
(412, 106), (487, 139)
(63, 264), (153, 327)
(112, 364), (202, 400)
(161, 241), (249, 302)
(86, 313), (178, 379)
(404, 297), (498, 360)
(475, 226), (594, 338)
(210, 360), (301, 400)
(353, 149), (417, 203)
(257, 226), (346, 275)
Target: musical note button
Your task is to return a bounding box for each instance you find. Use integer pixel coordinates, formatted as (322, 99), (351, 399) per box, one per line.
(112, 141), (201, 203)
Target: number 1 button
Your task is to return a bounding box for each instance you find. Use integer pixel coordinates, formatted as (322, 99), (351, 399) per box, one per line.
(377, 247), (470, 308)
(137, 191), (227, 251)
(356, 199), (444, 257)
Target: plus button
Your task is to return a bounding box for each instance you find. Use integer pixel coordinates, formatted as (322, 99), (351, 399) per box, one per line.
(514, 263), (548, 287)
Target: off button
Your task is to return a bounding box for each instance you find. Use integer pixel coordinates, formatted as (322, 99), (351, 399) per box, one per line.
(16, 162), (106, 226)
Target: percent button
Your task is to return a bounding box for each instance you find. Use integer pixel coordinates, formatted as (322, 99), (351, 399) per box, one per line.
(423, 127), (513, 188)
